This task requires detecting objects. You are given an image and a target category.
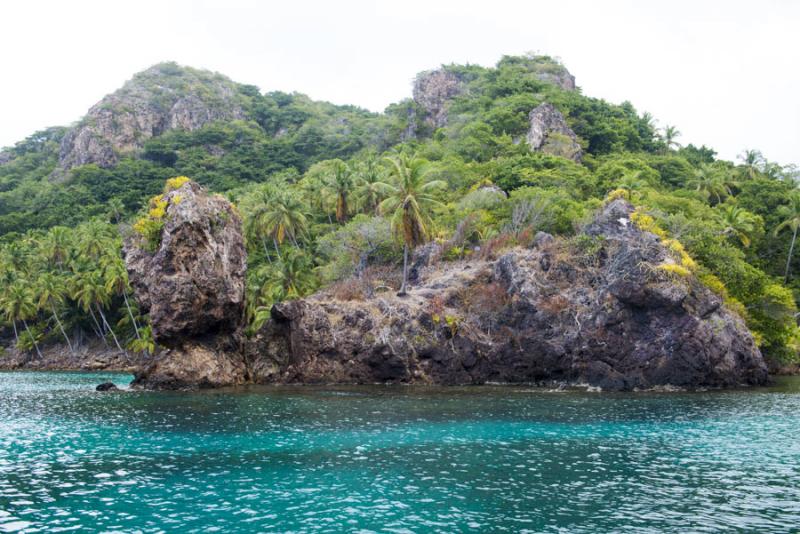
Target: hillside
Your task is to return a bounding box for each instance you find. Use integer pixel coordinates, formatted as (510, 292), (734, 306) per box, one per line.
(1, 53), (799, 369)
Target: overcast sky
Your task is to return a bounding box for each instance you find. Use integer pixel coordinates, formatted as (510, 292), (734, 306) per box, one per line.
(1, 0), (798, 166)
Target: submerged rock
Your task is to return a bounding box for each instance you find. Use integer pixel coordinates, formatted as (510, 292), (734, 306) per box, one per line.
(124, 180), (247, 389)
(95, 382), (119, 392)
(248, 200), (767, 390)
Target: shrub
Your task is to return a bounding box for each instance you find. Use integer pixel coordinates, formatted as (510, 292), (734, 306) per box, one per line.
(164, 175), (191, 192)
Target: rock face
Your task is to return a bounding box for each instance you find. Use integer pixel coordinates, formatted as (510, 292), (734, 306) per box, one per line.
(124, 180), (247, 389)
(56, 63), (248, 176)
(412, 69), (465, 130)
(247, 200), (768, 390)
(526, 103), (582, 161)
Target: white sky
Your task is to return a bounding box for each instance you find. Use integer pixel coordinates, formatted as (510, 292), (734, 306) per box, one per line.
(1, 0), (798, 166)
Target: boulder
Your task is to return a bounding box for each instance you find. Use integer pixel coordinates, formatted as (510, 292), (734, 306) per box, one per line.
(124, 180), (248, 389)
(95, 382), (119, 392)
(131, 338), (247, 390)
(248, 200), (768, 390)
(526, 103), (582, 161)
(124, 181), (246, 343)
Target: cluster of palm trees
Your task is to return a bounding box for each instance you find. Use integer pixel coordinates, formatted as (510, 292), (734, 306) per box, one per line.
(239, 152), (446, 325)
(0, 220), (145, 356)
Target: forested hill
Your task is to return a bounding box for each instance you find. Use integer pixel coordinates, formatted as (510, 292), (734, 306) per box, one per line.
(1, 54), (799, 365)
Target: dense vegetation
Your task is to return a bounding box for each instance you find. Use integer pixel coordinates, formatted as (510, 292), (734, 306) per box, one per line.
(1, 55), (799, 365)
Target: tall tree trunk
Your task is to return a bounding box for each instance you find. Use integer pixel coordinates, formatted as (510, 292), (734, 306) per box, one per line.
(785, 225), (798, 283)
(50, 303), (74, 353)
(88, 307), (109, 347)
(122, 292), (141, 340)
(96, 304), (125, 356)
(11, 319), (19, 346)
(21, 319), (43, 359)
(273, 237), (282, 260)
(398, 243), (409, 296)
(261, 238), (273, 264)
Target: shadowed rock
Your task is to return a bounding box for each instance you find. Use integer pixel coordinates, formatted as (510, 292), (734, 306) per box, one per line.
(124, 180), (247, 389)
(247, 200), (768, 390)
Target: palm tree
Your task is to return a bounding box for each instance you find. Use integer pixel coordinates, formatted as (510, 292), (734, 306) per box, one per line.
(103, 256), (141, 340)
(262, 191), (309, 252)
(107, 198), (126, 224)
(72, 271), (125, 354)
(355, 158), (386, 215)
(325, 160), (354, 223)
(377, 153), (446, 295)
(774, 192), (800, 282)
(1, 281), (43, 358)
(661, 125), (681, 152)
(267, 249), (317, 300)
(616, 171), (646, 201)
(690, 164), (733, 205)
(36, 272), (74, 353)
(40, 226), (73, 269)
(738, 149), (764, 180)
(718, 205), (757, 248)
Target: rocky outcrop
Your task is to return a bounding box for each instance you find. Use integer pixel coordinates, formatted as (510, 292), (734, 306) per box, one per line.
(55, 63), (248, 176)
(247, 200), (767, 390)
(526, 103), (582, 161)
(124, 180), (247, 389)
(412, 69), (465, 130)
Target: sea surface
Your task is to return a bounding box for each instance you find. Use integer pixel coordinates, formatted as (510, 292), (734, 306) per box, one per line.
(1, 372), (799, 533)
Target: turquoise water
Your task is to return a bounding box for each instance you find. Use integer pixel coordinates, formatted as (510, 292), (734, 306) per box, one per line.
(1, 373), (799, 533)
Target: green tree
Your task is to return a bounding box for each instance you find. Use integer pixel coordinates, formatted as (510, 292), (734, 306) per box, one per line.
(718, 205), (758, 248)
(378, 153), (446, 295)
(661, 125), (681, 152)
(103, 256), (141, 340)
(325, 160), (354, 223)
(690, 164), (733, 204)
(1, 281), (43, 358)
(36, 272), (74, 353)
(774, 192), (800, 282)
(72, 271), (126, 354)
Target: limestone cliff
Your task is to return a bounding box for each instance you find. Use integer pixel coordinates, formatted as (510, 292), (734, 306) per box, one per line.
(527, 103), (582, 161)
(55, 63), (249, 177)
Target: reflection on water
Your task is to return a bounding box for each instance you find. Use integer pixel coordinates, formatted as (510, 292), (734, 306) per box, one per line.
(1, 372), (799, 532)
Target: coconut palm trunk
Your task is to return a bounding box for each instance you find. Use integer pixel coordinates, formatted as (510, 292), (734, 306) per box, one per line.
(95, 303), (125, 355)
(122, 291), (141, 340)
(88, 307), (109, 347)
(21, 318), (43, 359)
(785, 225), (798, 283)
(11, 319), (19, 346)
(50, 303), (74, 353)
(399, 243), (409, 296)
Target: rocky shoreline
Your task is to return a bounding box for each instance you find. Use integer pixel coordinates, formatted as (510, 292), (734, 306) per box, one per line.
(117, 183), (771, 391)
(2, 185), (777, 391)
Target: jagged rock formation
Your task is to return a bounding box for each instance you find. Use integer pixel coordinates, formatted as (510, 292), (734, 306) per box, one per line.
(412, 69), (466, 130)
(55, 63), (248, 176)
(124, 180), (247, 389)
(247, 200), (767, 390)
(526, 103), (582, 161)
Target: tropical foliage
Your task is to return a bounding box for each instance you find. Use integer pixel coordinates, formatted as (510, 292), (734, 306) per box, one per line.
(1, 54), (800, 364)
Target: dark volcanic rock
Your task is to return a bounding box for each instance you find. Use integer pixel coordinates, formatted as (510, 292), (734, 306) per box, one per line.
(124, 181), (246, 342)
(124, 180), (247, 389)
(95, 382), (119, 391)
(248, 200), (768, 390)
(526, 103), (582, 161)
(131, 337), (247, 390)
